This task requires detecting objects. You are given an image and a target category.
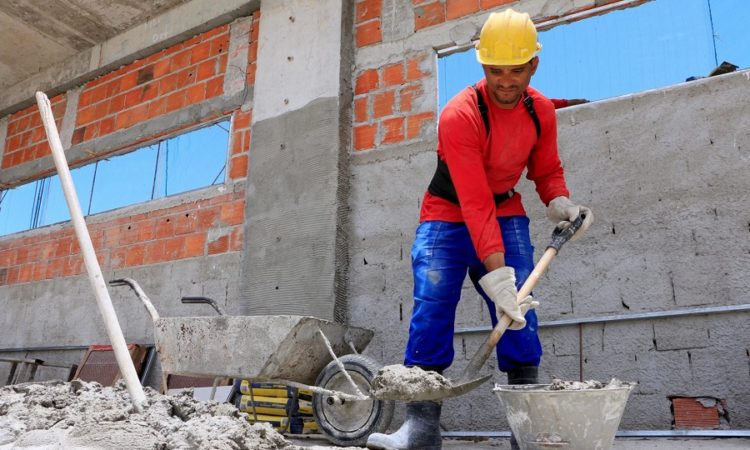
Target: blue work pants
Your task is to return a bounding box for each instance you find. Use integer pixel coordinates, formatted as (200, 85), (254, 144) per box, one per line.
(404, 216), (541, 372)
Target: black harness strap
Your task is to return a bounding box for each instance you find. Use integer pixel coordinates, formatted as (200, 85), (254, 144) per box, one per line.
(427, 85), (540, 206)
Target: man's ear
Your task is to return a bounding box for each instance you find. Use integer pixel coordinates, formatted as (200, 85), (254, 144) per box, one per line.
(530, 57), (539, 75)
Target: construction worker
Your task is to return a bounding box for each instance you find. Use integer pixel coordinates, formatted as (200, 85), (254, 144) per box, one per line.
(366, 9), (593, 450)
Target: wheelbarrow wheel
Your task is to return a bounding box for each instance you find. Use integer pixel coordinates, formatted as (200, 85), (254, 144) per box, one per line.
(313, 354), (394, 447)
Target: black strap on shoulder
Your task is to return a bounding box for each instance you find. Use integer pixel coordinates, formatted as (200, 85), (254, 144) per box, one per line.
(522, 91), (541, 138)
(427, 85), (539, 206)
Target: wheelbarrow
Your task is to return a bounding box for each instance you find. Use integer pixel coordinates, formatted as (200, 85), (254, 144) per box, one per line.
(110, 278), (394, 447)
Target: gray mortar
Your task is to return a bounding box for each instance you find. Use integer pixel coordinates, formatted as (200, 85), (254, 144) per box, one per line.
(239, 97), (346, 321)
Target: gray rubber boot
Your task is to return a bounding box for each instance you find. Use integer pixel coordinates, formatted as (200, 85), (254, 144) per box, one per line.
(366, 401), (442, 450)
(508, 366), (538, 450)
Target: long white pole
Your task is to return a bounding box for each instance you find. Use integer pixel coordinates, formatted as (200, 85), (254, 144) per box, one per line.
(35, 92), (147, 411)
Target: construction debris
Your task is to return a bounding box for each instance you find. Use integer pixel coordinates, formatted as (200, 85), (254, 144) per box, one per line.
(0, 380), (358, 450)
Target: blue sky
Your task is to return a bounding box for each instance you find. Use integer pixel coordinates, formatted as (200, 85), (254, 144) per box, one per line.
(440, 0), (749, 108)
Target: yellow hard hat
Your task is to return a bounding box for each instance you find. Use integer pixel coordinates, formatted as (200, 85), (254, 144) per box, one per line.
(475, 9), (542, 66)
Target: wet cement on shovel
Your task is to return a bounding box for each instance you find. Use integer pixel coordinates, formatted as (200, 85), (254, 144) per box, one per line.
(369, 365), (453, 401)
(0, 380), (359, 450)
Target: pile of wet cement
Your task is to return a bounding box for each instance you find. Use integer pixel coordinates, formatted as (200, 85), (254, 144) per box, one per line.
(369, 365), (453, 401)
(0, 380), (358, 450)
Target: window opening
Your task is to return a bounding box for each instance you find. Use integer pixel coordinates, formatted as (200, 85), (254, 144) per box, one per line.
(438, 0), (749, 110)
(0, 119), (230, 237)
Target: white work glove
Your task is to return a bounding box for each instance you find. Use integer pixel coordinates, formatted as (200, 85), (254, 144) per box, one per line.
(479, 267), (536, 331)
(546, 196), (594, 241)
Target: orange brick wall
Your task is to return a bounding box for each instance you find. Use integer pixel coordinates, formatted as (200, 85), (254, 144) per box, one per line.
(671, 397), (728, 429)
(353, 54), (435, 151)
(1, 96), (66, 169)
(352, 1), (649, 152)
(0, 13), (259, 287)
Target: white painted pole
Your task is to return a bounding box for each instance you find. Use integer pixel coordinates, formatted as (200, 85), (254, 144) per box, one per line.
(35, 92), (147, 411)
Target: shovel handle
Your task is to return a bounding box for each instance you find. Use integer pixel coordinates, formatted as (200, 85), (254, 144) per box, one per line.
(458, 213), (585, 383)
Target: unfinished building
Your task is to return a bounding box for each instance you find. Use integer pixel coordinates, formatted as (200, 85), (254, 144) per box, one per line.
(0, 0), (747, 436)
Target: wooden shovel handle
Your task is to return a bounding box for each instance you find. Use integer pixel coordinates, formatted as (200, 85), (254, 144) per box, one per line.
(458, 213), (587, 383)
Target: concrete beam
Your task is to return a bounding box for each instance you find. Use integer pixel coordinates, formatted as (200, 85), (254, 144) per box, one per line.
(0, 0), (259, 118)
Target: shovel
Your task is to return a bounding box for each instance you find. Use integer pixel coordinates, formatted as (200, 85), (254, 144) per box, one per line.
(375, 214), (587, 402)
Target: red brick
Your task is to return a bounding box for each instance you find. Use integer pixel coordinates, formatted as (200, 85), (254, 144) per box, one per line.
(120, 72), (139, 91)
(373, 90), (395, 118)
(355, 69), (379, 94)
(77, 106), (97, 125)
(192, 41), (212, 62)
(147, 99), (167, 119)
(209, 35), (229, 56)
(184, 233), (206, 257)
(205, 77), (223, 98)
(446, 0), (479, 19)
(407, 111), (435, 139)
(229, 154), (248, 179)
(353, 124), (377, 150)
(185, 83), (207, 105)
(383, 63), (405, 87)
(165, 91), (185, 113)
(356, 20), (382, 48)
(196, 60), (216, 81)
(170, 50), (192, 72)
(153, 59), (171, 78)
(83, 122), (100, 141)
(197, 207), (220, 229)
(154, 218), (175, 239)
(415, 1), (445, 30)
(356, 0), (382, 23)
(406, 56), (428, 80)
(207, 234), (229, 255)
(382, 117), (405, 144)
(99, 117), (115, 136)
(233, 111), (252, 130)
(174, 213), (197, 235)
(159, 73), (179, 95)
(108, 94), (127, 115)
(163, 236), (186, 260)
(220, 201), (244, 226)
(144, 241), (165, 265)
(354, 97), (368, 123)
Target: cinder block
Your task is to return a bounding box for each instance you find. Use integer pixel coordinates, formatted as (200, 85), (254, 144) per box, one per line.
(654, 316), (709, 351)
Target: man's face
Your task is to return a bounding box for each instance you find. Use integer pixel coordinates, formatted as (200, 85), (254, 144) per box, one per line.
(482, 57), (539, 109)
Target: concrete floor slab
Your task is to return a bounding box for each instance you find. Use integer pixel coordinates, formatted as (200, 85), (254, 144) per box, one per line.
(288, 435), (750, 449)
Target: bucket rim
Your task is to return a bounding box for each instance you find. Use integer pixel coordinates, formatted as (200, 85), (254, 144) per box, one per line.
(492, 381), (637, 393)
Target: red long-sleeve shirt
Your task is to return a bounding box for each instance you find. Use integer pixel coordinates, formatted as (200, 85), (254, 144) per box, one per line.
(419, 79), (569, 261)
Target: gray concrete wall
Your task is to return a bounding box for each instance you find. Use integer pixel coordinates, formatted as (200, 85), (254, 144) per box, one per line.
(238, 0), (353, 322)
(348, 60), (750, 431)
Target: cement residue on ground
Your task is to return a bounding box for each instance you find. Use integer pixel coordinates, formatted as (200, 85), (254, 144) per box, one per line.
(0, 379), (359, 450)
(369, 365), (452, 401)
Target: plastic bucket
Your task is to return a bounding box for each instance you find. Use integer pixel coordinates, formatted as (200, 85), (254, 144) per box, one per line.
(493, 382), (634, 450)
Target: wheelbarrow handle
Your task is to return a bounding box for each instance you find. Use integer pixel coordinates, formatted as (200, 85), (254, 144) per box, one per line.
(181, 297), (224, 316)
(109, 278), (160, 322)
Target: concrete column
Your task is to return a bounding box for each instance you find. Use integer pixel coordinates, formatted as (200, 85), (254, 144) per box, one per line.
(0, 116), (7, 164)
(238, 0), (353, 322)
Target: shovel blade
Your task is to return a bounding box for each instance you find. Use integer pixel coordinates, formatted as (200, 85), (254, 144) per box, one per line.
(372, 374), (492, 401)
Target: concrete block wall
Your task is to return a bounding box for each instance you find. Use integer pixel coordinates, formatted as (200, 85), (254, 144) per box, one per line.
(348, 0), (749, 431)
(0, 11), (260, 386)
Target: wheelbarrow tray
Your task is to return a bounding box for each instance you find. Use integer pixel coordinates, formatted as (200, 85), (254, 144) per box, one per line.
(154, 315), (373, 385)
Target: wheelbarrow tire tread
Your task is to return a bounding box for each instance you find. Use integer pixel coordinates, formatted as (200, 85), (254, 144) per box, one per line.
(313, 354), (394, 447)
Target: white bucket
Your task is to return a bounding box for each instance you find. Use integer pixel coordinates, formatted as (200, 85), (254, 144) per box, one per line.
(493, 382), (635, 450)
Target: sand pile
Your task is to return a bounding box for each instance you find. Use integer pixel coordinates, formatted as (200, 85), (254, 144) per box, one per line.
(0, 380), (359, 450)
